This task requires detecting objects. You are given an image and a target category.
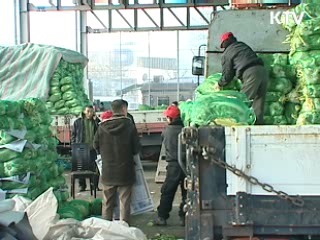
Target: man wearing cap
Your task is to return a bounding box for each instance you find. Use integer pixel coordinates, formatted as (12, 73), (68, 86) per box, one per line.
(153, 105), (187, 227)
(215, 32), (269, 125)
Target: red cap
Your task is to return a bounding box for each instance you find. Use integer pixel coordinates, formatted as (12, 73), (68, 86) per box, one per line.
(220, 32), (234, 48)
(164, 106), (180, 119)
(101, 110), (113, 120)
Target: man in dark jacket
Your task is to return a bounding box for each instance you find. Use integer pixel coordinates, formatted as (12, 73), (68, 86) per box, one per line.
(71, 105), (101, 191)
(94, 99), (140, 224)
(153, 105), (187, 227)
(215, 32), (269, 125)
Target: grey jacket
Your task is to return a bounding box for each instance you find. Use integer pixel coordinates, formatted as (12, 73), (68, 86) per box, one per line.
(218, 41), (264, 87)
(162, 118), (185, 162)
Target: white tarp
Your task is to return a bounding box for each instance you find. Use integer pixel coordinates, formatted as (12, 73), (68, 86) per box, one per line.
(11, 187), (148, 240)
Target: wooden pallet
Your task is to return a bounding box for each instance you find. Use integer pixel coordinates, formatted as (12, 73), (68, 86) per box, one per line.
(154, 143), (167, 183)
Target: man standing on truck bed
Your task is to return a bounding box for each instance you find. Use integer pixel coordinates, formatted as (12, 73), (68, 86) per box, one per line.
(215, 32), (269, 125)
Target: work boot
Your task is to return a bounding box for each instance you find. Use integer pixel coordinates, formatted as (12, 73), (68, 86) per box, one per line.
(179, 216), (185, 226)
(153, 217), (167, 226)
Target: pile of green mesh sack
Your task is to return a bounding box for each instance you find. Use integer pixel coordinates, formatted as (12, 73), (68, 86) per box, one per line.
(0, 98), (69, 203)
(179, 73), (256, 126)
(47, 59), (91, 115)
(258, 54), (297, 124)
(282, 0), (320, 124)
(0, 43), (91, 116)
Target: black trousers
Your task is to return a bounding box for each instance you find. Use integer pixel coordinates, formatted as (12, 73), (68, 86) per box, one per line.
(241, 65), (269, 125)
(157, 161), (187, 220)
(79, 149), (99, 189)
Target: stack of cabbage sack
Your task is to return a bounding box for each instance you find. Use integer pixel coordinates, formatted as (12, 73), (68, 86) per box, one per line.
(0, 98), (69, 203)
(47, 59), (91, 115)
(179, 73), (256, 126)
(282, 0), (320, 124)
(258, 53), (296, 124)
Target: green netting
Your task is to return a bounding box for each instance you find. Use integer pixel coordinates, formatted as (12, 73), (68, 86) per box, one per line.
(296, 111), (320, 125)
(91, 198), (103, 216)
(195, 73), (242, 96)
(297, 68), (320, 85)
(264, 115), (288, 125)
(58, 200), (92, 221)
(284, 102), (301, 125)
(58, 205), (84, 221)
(264, 102), (284, 116)
(301, 97), (320, 112)
(179, 101), (193, 127)
(0, 131), (17, 145)
(265, 92), (284, 102)
(3, 158), (36, 177)
(302, 84), (320, 98)
(190, 94), (256, 126)
(268, 78), (293, 94)
(0, 149), (20, 163)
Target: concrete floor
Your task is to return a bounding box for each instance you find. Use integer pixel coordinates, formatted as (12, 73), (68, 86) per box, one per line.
(67, 161), (185, 239)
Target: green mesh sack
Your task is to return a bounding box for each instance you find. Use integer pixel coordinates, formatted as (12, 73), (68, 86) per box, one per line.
(268, 78), (293, 94)
(61, 84), (74, 93)
(69, 106), (84, 115)
(265, 92), (283, 102)
(65, 99), (79, 108)
(68, 199), (91, 218)
(48, 176), (66, 189)
(273, 53), (288, 66)
(179, 101), (193, 127)
(298, 68), (320, 85)
(0, 131), (17, 145)
(24, 130), (37, 143)
(26, 187), (43, 200)
(54, 100), (66, 110)
(205, 90), (249, 102)
(301, 97), (320, 112)
(290, 50), (320, 68)
(296, 111), (320, 125)
(22, 98), (47, 115)
(0, 117), (11, 130)
(60, 76), (73, 85)
(62, 91), (78, 101)
(91, 198), (103, 216)
(264, 102), (285, 116)
(0, 162), (4, 176)
(4, 158), (36, 177)
(0, 101), (7, 115)
(12, 118), (25, 130)
(56, 108), (69, 115)
(58, 205), (84, 221)
(0, 149), (20, 163)
(190, 95), (256, 126)
(5, 101), (21, 117)
(49, 93), (62, 103)
(284, 102), (301, 125)
(50, 86), (60, 94)
(1, 181), (27, 190)
(196, 73), (242, 96)
(54, 190), (69, 203)
(22, 149), (38, 160)
(264, 115), (288, 125)
(51, 73), (61, 87)
(302, 84), (320, 98)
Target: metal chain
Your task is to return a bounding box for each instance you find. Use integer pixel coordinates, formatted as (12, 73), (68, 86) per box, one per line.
(205, 150), (305, 207)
